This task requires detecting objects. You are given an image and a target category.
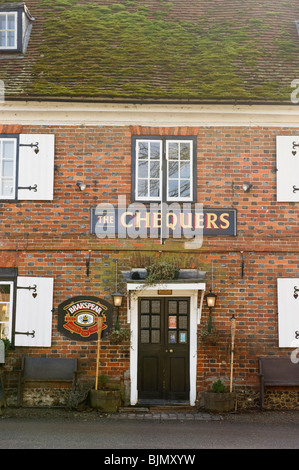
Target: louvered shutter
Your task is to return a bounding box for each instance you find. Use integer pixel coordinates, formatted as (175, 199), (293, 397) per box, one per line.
(276, 136), (299, 202)
(15, 277), (54, 347)
(18, 134), (55, 200)
(277, 278), (299, 348)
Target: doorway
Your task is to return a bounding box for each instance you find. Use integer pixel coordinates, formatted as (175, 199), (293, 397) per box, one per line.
(138, 297), (189, 404)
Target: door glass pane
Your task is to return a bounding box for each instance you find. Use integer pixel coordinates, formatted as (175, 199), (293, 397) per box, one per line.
(168, 331), (177, 343)
(151, 330), (160, 343)
(141, 330), (150, 343)
(151, 315), (160, 328)
(151, 301), (160, 313)
(141, 315), (149, 328)
(179, 315), (187, 329)
(140, 300), (150, 313)
(168, 301), (177, 314)
(179, 301), (188, 314)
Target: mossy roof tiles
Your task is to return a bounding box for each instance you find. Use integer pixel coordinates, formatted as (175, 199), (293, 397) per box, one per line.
(1, 0), (299, 102)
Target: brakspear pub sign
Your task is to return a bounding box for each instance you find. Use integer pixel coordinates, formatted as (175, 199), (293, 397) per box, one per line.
(90, 202), (237, 240)
(58, 296), (113, 342)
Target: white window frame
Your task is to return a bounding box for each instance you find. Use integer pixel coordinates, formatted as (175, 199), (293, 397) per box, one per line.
(0, 12), (17, 50)
(166, 140), (193, 202)
(0, 281), (14, 342)
(0, 137), (17, 200)
(133, 137), (196, 203)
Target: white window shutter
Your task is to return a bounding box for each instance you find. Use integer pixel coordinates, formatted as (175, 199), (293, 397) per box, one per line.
(276, 136), (299, 202)
(15, 277), (54, 347)
(18, 134), (55, 200)
(277, 278), (299, 348)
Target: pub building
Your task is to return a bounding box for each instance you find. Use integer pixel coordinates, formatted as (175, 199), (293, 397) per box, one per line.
(0, 0), (299, 411)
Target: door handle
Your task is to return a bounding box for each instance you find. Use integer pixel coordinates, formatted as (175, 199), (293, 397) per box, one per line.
(165, 349), (174, 353)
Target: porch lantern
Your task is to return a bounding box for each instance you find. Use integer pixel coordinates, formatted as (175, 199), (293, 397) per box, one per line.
(112, 292), (124, 308)
(112, 292), (124, 331)
(205, 290), (217, 332)
(205, 290), (217, 309)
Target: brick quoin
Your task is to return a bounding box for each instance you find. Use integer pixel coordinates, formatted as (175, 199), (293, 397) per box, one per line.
(1, 124), (299, 409)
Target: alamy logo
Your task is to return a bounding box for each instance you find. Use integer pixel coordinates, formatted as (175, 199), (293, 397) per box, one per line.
(290, 79), (299, 104)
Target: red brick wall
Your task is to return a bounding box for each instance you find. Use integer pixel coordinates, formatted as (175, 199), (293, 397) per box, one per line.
(1, 123), (299, 401)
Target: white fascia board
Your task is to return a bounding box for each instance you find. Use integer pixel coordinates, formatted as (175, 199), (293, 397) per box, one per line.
(1, 101), (299, 127)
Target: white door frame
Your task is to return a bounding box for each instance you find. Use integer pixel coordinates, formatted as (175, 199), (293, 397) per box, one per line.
(126, 282), (206, 406)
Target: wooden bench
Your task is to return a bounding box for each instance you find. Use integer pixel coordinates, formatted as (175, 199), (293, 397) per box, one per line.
(17, 357), (78, 407)
(258, 356), (299, 409)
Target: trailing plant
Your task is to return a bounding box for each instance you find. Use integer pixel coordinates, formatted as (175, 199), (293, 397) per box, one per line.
(199, 325), (220, 345)
(108, 328), (131, 345)
(145, 260), (179, 285)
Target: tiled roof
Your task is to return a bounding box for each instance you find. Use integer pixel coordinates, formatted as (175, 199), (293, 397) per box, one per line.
(1, 0), (299, 102)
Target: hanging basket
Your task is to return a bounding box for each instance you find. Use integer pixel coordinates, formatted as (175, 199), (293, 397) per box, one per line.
(200, 328), (220, 345)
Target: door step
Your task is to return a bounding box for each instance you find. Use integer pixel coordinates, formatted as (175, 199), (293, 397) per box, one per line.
(149, 405), (196, 413)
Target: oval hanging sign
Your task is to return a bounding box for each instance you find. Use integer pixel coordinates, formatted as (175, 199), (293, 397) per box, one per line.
(58, 295), (113, 342)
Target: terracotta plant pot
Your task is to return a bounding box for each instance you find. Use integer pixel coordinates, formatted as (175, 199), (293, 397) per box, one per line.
(203, 391), (236, 412)
(89, 389), (121, 412)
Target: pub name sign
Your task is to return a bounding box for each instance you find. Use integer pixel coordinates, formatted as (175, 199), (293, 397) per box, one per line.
(90, 205), (237, 238)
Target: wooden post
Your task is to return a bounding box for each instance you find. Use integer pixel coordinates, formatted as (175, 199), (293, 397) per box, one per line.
(95, 315), (103, 391)
(230, 314), (236, 393)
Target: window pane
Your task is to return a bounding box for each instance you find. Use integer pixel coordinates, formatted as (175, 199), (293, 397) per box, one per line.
(180, 142), (191, 160)
(150, 161), (159, 179)
(149, 179), (159, 197)
(168, 179), (178, 198)
(7, 14), (15, 30)
(1, 180), (14, 196)
(0, 16), (6, 30)
(180, 161), (190, 178)
(138, 141), (148, 159)
(2, 161), (14, 177)
(150, 142), (161, 160)
(168, 161), (178, 178)
(3, 140), (15, 158)
(180, 180), (190, 198)
(138, 180), (148, 198)
(168, 142), (179, 160)
(138, 160), (148, 178)
(7, 31), (15, 47)
(0, 31), (5, 47)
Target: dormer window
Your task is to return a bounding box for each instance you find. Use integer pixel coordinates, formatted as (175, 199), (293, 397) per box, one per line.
(0, 12), (17, 49)
(0, 3), (34, 54)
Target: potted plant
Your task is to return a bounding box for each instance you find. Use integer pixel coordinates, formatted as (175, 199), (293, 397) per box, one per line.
(89, 374), (122, 412)
(203, 379), (236, 412)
